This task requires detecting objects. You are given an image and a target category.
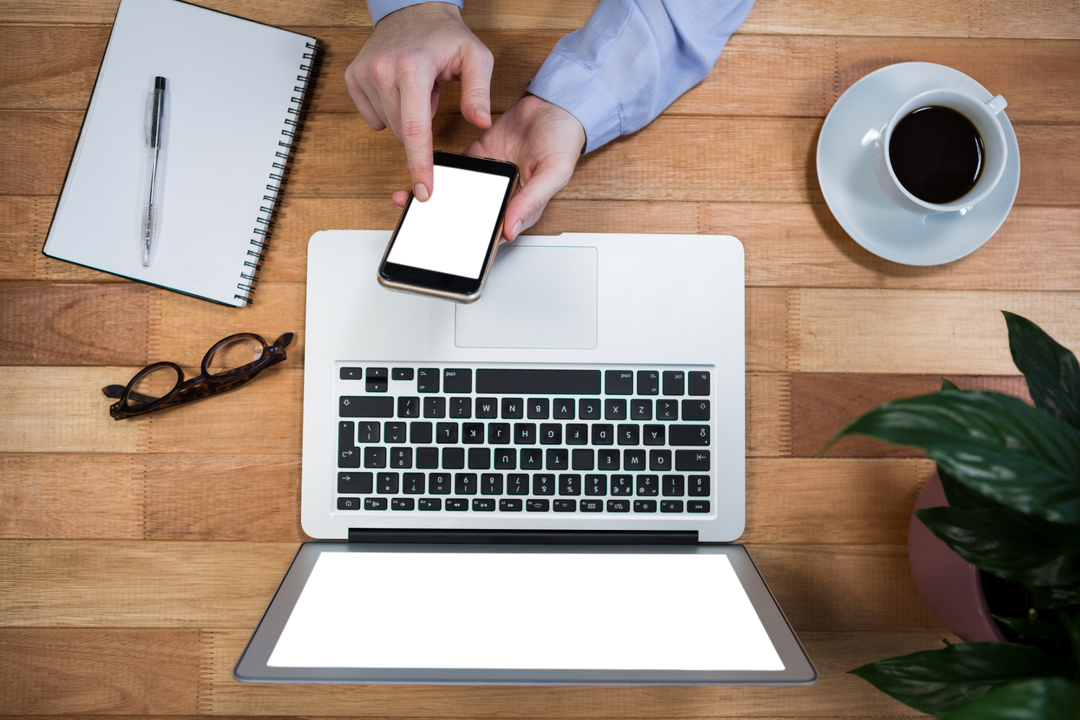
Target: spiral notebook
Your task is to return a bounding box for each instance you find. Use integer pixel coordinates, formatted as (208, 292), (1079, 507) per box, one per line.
(42, 0), (320, 307)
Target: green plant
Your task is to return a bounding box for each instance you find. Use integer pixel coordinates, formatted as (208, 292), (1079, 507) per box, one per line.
(821, 312), (1080, 718)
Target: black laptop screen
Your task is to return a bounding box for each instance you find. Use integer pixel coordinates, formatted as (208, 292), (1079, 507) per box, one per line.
(266, 549), (783, 672)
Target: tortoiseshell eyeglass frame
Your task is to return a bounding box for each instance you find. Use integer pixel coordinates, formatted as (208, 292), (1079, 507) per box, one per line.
(101, 332), (294, 420)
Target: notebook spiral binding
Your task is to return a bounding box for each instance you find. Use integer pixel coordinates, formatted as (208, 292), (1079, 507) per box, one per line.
(236, 41), (324, 305)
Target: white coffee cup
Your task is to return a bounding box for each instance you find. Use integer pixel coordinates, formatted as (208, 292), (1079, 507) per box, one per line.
(874, 89), (1008, 214)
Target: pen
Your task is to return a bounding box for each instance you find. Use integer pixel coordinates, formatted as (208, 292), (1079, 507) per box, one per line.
(142, 76), (166, 267)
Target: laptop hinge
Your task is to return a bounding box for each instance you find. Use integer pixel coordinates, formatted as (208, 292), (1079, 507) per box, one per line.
(348, 529), (698, 545)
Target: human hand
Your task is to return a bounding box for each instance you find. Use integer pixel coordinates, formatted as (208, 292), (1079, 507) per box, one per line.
(392, 94), (586, 242)
(345, 2), (493, 201)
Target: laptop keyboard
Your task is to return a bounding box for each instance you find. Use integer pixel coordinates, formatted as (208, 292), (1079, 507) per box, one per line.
(335, 366), (713, 515)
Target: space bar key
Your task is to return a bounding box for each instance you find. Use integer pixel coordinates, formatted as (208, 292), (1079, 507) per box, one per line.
(475, 369), (602, 395)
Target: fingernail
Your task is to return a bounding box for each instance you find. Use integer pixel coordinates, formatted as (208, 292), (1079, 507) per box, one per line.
(415, 184), (429, 202)
(511, 220), (522, 240)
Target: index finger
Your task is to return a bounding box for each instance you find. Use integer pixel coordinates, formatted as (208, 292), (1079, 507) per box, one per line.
(397, 74), (437, 201)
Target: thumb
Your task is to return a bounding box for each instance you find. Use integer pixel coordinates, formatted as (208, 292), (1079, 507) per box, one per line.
(458, 45), (493, 129)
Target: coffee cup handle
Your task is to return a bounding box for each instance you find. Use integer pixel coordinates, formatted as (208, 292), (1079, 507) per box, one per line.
(986, 95), (1007, 115)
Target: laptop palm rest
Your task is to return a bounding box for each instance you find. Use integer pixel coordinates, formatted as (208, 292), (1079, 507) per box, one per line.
(455, 244), (598, 350)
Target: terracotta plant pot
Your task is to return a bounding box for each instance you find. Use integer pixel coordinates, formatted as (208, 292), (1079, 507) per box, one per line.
(908, 473), (1007, 642)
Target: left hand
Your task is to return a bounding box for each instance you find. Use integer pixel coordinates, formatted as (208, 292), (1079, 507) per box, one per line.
(392, 94), (586, 242)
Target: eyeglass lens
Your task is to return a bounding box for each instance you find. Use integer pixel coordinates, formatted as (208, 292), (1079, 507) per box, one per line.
(205, 335), (266, 377)
(128, 365), (182, 409)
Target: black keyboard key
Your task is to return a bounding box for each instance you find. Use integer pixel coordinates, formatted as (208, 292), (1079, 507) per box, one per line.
(637, 371), (660, 395)
(507, 474), (529, 495)
(591, 424), (614, 445)
(410, 421), (433, 444)
(473, 498), (496, 511)
(661, 500), (684, 513)
(442, 447), (465, 469)
(585, 474), (607, 496)
(623, 450), (646, 472)
(377, 472), (399, 494)
(428, 473), (451, 494)
(546, 449), (568, 471)
(527, 398), (550, 419)
(488, 423), (510, 444)
(597, 449), (619, 471)
(403, 473), (425, 494)
(468, 447), (491, 470)
(392, 498), (415, 511)
(500, 498), (523, 512)
(423, 396), (446, 418)
(689, 475), (710, 496)
(572, 448), (594, 471)
(634, 499), (657, 513)
(364, 447), (386, 468)
(610, 475), (633, 496)
(656, 399), (679, 421)
(540, 423), (562, 445)
(676, 450), (710, 471)
(682, 399), (710, 421)
(663, 475), (685, 496)
(604, 399), (627, 421)
(669, 425), (710, 446)
(630, 399), (653, 420)
(417, 368), (439, 393)
(520, 448), (543, 469)
(688, 500), (711, 513)
(643, 424), (666, 445)
(663, 371), (685, 396)
(453, 472), (475, 496)
(636, 475), (659, 496)
(384, 422), (407, 443)
(580, 499), (603, 512)
(481, 474), (503, 495)
(554, 499), (577, 512)
(559, 474), (581, 496)
(449, 397), (471, 418)
(607, 499), (630, 513)
(340, 367), (362, 380)
(552, 399), (575, 419)
(477, 369), (601, 395)
(514, 423), (536, 444)
(566, 424), (588, 445)
(605, 370), (634, 395)
(494, 448), (516, 469)
(364, 497), (387, 511)
(443, 369), (472, 393)
(338, 421), (360, 468)
(389, 447), (412, 468)
(397, 395), (419, 419)
(416, 447), (439, 468)
(688, 371), (710, 396)
(337, 497), (361, 510)
(340, 396), (394, 418)
(419, 498), (442, 510)
(527, 499), (550, 512)
(357, 421), (380, 443)
(367, 367), (388, 380)
(436, 422), (458, 443)
(533, 474), (555, 495)
(617, 424), (639, 445)
(650, 450), (672, 472)
(446, 498), (468, 511)
(392, 367), (413, 381)
(338, 471), (372, 494)
(579, 399), (601, 420)
(462, 422), (484, 443)
(502, 398), (524, 419)
(475, 398), (498, 418)
(366, 367), (388, 393)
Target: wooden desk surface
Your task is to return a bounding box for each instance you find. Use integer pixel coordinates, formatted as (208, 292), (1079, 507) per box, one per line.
(1, 0), (1078, 716)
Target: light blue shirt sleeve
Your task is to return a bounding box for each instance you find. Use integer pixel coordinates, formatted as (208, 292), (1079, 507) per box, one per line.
(526, 0), (757, 153)
(366, 0), (463, 25)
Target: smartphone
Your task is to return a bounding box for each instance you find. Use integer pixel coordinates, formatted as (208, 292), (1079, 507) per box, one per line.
(377, 151), (519, 303)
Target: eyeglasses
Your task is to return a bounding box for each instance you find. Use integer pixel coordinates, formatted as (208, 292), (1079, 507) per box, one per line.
(102, 332), (294, 420)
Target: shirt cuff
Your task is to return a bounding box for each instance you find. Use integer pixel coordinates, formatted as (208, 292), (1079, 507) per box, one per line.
(526, 52), (622, 154)
(366, 0), (463, 25)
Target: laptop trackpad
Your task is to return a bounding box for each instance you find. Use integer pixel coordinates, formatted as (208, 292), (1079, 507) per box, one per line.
(455, 244), (598, 349)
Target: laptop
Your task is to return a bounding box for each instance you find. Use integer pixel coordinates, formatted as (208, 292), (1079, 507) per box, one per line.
(234, 230), (816, 685)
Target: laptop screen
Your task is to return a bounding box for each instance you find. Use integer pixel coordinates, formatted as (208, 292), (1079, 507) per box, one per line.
(266, 549), (783, 672)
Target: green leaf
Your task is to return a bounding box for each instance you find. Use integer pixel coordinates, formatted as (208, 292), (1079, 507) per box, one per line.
(943, 378), (962, 391)
(1028, 583), (1080, 610)
(915, 506), (1080, 586)
(821, 389), (1080, 523)
(992, 615), (1069, 639)
(938, 678), (1080, 720)
(849, 642), (1068, 715)
(939, 466), (1003, 511)
(1005, 312), (1080, 431)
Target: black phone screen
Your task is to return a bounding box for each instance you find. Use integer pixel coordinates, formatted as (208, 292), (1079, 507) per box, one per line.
(384, 158), (514, 281)
(268, 557), (777, 669)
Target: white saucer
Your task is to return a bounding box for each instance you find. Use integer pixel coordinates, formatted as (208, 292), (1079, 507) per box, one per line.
(816, 62), (1020, 266)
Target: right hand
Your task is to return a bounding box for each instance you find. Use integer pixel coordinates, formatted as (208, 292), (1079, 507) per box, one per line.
(345, 2), (494, 202)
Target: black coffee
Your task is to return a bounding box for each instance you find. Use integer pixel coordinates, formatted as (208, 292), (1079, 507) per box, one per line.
(889, 106), (984, 204)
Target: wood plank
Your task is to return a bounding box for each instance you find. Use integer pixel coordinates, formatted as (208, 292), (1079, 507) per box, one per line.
(8, 111), (1079, 206)
(202, 629), (943, 716)
(0, 453), (931, 544)
(0, 628), (200, 716)
(0, 541), (941, 634)
(1, 0), (1077, 39)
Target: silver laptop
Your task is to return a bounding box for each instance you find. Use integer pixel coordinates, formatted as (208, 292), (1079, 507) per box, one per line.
(234, 230), (815, 685)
